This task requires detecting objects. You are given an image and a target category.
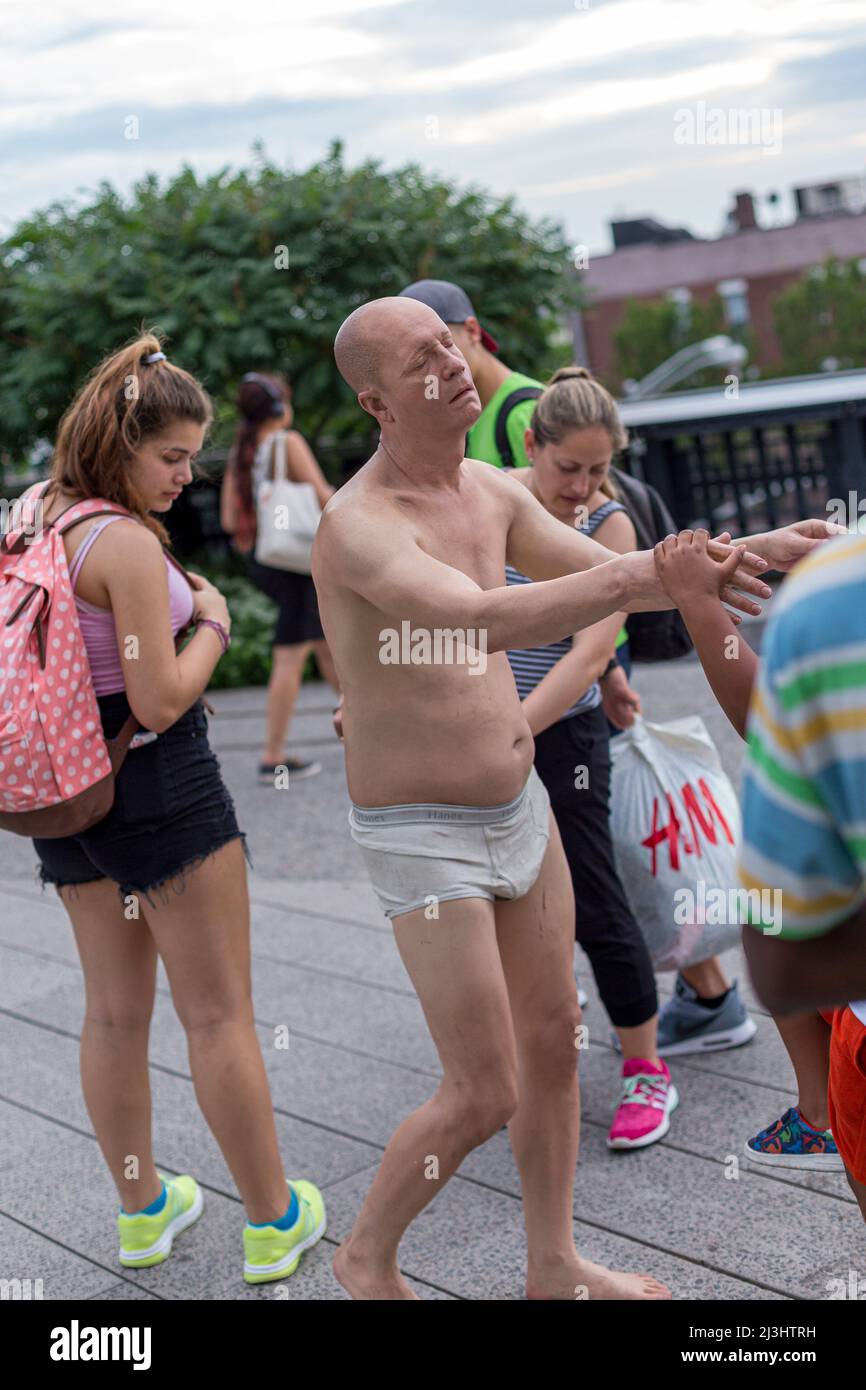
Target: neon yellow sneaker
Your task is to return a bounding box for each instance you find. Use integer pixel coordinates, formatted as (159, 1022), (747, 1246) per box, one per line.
(117, 1173), (203, 1268)
(243, 1179), (327, 1284)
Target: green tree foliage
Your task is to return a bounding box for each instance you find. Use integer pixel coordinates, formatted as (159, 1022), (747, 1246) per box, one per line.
(773, 257), (866, 376)
(611, 293), (727, 392)
(0, 141), (577, 462)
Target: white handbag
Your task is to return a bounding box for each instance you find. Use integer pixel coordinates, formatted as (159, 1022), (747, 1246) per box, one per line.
(254, 432), (322, 574)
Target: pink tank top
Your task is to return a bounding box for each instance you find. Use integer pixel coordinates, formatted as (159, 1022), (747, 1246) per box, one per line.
(69, 516), (195, 696)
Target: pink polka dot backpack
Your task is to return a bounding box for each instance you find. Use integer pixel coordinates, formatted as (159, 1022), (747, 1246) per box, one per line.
(0, 481), (194, 838)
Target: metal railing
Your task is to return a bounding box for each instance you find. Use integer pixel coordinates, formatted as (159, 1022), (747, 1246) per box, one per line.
(617, 370), (866, 534)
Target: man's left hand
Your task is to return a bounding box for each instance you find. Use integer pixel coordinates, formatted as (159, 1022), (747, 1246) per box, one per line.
(723, 519), (848, 573)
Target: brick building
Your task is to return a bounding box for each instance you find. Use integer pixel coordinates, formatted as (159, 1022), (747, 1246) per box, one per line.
(575, 176), (866, 386)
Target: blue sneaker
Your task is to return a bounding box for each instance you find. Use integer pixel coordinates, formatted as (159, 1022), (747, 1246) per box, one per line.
(745, 1107), (843, 1170)
(654, 975), (757, 1056)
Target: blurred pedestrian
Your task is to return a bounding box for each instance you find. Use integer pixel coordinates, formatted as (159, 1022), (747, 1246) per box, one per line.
(221, 372), (340, 783)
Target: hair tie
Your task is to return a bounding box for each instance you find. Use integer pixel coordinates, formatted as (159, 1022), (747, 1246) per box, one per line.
(143, 351), (166, 364)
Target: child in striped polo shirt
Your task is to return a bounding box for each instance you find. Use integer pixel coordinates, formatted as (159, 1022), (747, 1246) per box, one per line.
(653, 526), (866, 1219)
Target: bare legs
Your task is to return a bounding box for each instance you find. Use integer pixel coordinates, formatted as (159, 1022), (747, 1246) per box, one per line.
(66, 879), (161, 1213)
(687, 959), (832, 1135)
(262, 641), (340, 766)
(63, 840), (290, 1223)
(333, 897), (516, 1299)
(262, 643), (310, 766)
(616, 1017), (660, 1066)
(497, 815), (668, 1300)
(311, 639), (339, 692)
(680, 956), (730, 998)
(773, 1011), (832, 1130)
(334, 819), (670, 1301)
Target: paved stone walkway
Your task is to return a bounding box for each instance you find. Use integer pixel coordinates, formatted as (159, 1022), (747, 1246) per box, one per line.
(1, 647), (861, 1300)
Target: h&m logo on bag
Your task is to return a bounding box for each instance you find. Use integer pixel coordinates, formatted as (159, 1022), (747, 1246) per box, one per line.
(641, 778), (735, 878)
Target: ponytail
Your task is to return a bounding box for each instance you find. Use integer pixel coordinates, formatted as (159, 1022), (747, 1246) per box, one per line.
(50, 329), (212, 545)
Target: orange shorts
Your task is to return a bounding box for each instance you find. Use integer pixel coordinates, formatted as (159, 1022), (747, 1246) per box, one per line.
(827, 1007), (866, 1184)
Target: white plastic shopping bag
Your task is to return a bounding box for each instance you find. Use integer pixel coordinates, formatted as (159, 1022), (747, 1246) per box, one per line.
(609, 715), (742, 971)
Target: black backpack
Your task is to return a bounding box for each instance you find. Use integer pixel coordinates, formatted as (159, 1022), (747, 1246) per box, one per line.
(495, 387), (693, 662)
(610, 466), (694, 662)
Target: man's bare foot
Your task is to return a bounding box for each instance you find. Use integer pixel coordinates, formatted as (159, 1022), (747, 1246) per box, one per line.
(333, 1239), (420, 1300)
(527, 1255), (672, 1301)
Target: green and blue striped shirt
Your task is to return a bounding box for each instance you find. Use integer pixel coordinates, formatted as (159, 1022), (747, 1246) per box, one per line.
(738, 532), (866, 1017)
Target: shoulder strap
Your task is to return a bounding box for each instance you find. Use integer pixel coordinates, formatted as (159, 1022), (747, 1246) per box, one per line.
(68, 515), (125, 586)
(56, 504), (134, 537)
(584, 498), (626, 534)
(274, 431), (289, 482)
(56, 503), (196, 592)
(608, 467), (656, 551)
(494, 387), (542, 467)
(257, 431), (290, 485)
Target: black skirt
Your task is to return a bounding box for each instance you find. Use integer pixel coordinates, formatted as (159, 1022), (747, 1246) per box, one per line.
(246, 555), (324, 645)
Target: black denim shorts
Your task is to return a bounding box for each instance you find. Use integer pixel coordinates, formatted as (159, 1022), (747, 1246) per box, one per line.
(32, 692), (252, 908)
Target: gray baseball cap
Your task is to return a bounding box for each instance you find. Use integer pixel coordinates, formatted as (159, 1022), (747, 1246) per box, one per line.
(398, 279), (500, 353)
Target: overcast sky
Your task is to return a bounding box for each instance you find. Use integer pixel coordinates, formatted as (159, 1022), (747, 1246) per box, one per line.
(3, 0), (866, 254)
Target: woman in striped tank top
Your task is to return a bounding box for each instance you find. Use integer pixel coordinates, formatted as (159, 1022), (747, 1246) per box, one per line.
(505, 367), (677, 1150)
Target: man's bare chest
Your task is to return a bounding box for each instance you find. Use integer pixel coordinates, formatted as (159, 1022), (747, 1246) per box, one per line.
(409, 506), (508, 592)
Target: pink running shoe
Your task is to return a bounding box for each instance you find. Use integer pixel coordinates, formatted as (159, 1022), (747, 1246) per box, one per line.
(607, 1058), (679, 1150)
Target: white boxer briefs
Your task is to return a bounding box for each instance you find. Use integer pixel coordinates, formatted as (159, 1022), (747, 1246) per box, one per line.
(348, 765), (551, 920)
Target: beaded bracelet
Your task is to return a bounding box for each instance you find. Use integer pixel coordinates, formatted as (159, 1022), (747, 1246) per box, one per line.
(197, 618), (231, 653)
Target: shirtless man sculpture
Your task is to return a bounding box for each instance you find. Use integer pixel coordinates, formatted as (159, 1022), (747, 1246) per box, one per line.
(313, 296), (774, 1301)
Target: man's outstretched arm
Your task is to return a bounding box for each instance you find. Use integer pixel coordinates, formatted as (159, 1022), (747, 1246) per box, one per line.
(316, 504), (650, 653)
(500, 467), (771, 615)
(316, 501), (752, 655)
(727, 518), (848, 572)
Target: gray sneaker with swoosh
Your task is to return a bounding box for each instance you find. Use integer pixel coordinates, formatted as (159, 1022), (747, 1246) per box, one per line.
(654, 975), (757, 1056)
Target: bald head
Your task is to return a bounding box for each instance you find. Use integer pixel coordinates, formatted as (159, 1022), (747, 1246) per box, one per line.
(334, 296), (443, 394)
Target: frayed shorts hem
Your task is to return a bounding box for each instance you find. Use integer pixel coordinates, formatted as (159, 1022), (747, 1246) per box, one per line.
(36, 831), (254, 910)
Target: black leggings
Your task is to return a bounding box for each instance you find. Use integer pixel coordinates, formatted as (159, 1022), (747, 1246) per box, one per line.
(534, 702), (658, 1030)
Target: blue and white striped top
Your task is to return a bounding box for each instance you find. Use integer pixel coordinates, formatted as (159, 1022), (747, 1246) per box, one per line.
(506, 498), (626, 722)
